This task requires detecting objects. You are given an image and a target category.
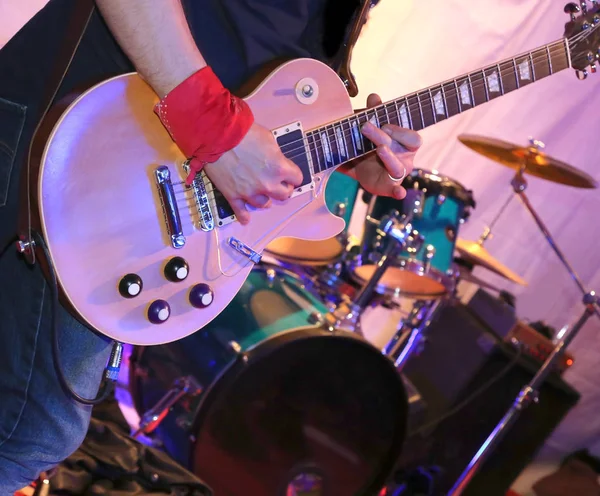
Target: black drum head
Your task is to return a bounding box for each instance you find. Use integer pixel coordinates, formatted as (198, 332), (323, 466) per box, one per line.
(189, 329), (408, 496)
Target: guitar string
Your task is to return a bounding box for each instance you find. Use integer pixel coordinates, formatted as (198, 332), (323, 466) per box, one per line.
(170, 36), (592, 193)
(168, 35), (595, 212)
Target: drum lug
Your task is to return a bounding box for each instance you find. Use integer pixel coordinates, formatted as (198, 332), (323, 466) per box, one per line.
(132, 375), (203, 438)
(423, 244), (436, 271)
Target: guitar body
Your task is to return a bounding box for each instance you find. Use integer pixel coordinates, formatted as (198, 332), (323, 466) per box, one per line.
(36, 58), (352, 345)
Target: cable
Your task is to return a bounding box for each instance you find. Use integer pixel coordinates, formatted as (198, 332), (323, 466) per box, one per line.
(31, 230), (122, 405)
(407, 346), (523, 438)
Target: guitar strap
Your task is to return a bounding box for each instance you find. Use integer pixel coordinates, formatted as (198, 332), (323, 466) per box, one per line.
(17, 0), (95, 252)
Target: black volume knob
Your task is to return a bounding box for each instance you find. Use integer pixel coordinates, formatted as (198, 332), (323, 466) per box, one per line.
(189, 283), (214, 308)
(119, 273), (143, 298)
(164, 256), (189, 282)
(148, 299), (171, 324)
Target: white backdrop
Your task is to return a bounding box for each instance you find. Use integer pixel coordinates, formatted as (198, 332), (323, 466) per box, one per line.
(2, 0), (600, 490)
(348, 0), (600, 478)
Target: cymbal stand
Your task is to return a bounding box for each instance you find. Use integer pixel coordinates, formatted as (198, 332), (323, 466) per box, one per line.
(448, 166), (600, 495)
(312, 210), (415, 334)
(510, 167), (600, 319)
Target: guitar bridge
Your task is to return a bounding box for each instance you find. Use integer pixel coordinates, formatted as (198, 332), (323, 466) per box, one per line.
(184, 162), (214, 232)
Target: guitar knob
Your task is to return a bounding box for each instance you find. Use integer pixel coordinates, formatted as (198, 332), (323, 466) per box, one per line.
(189, 283), (214, 308)
(164, 256), (189, 282)
(119, 273), (143, 298)
(148, 299), (171, 324)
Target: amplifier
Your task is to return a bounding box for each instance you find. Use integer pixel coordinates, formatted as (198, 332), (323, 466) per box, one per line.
(395, 300), (580, 496)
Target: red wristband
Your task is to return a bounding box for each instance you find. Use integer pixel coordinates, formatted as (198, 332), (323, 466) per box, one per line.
(154, 67), (254, 185)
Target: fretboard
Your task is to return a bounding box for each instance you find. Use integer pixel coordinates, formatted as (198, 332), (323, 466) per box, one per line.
(303, 38), (570, 174)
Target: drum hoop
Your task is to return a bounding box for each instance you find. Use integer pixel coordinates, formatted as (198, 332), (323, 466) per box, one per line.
(186, 326), (409, 494)
(351, 258), (456, 299)
(406, 168), (475, 207)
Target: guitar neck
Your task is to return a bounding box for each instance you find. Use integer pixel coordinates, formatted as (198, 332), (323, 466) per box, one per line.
(303, 38), (571, 173)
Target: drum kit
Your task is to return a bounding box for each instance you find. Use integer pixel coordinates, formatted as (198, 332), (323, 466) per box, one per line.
(128, 134), (599, 496)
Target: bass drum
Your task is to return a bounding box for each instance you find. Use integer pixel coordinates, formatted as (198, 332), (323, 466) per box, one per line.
(130, 265), (408, 496)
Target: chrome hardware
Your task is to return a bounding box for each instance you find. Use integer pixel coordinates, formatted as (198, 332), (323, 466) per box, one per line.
(155, 166), (186, 248)
(334, 202), (347, 218)
(228, 237), (262, 264)
(423, 244), (436, 271)
(577, 69), (589, 79)
(436, 194), (446, 206)
(229, 341), (242, 354)
(302, 84), (314, 97)
(133, 375), (202, 438)
(308, 311), (324, 325)
(405, 229), (425, 255)
(15, 237), (36, 264)
(528, 138), (545, 150)
(581, 0), (588, 14)
(184, 162), (214, 232)
(266, 267), (277, 281)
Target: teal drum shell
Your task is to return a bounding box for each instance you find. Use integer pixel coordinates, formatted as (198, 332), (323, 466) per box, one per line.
(130, 265), (408, 496)
(355, 169), (475, 298)
(325, 170), (360, 225)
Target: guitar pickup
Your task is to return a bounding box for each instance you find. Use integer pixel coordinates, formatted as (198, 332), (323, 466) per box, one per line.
(155, 166), (186, 248)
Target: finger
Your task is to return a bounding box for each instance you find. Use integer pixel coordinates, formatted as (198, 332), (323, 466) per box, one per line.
(376, 144), (407, 180)
(230, 198), (251, 225)
(392, 184), (407, 200)
(246, 194), (272, 209)
(362, 121), (422, 152)
(268, 182), (294, 202)
(366, 93), (383, 108)
(278, 159), (304, 187)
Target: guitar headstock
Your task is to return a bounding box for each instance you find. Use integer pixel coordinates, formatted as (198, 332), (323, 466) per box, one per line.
(564, 1), (600, 78)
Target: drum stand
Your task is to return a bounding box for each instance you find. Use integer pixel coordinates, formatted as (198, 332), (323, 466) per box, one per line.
(313, 211), (416, 334)
(383, 297), (445, 371)
(448, 168), (600, 495)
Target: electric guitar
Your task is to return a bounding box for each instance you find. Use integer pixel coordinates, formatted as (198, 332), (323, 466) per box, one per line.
(27, 5), (600, 345)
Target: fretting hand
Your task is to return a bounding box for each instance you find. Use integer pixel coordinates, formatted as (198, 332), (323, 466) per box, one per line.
(338, 93), (422, 199)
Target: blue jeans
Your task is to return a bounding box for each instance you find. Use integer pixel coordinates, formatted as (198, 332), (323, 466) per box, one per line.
(0, 2), (120, 491)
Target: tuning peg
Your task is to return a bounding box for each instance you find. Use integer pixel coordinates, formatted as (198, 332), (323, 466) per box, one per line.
(528, 138), (546, 150)
(565, 2), (581, 20)
(576, 69), (589, 79)
(591, 64), (597, 73)
(581, 0), (588, 14)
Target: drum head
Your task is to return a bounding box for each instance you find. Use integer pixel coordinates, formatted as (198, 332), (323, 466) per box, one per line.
(353, 264), (449, 299)
(264, 237), (344, 266)
(189, 328), (407, 496)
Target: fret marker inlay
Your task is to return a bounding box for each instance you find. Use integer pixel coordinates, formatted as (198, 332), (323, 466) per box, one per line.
(399, 104), (410, 128)
(459, 82), (472, 106)
(351, 121), (363, 151)
(320, 132), (332, 164)
(486, 71), (500, 92)
(518, 60), (531, 81)
(335, 125), (347, 159)
(433, 91), (446, 116)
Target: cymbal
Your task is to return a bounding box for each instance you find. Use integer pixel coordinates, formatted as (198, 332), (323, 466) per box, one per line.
(458, 134), (598, 189)
(455, 238), (528, 286)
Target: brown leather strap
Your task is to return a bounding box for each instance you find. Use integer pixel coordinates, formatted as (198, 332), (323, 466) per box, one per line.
(17, 0), (95, 257)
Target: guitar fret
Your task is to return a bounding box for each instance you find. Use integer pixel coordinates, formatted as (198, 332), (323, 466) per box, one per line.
(344, 119), (357, 158)
(440, 84), (450, 118)
(404, 97), (414, 129)
(467, 74), (475, 107)
(427, 89), (437, 123)
(416, 94), (425, 129)
(512, 58), (520, 88)
(546, 45), (553, 74)
(482, 70), (490, 101)
(529, 53), (536, 81)
(310, 132), (323, 173)
(453, 80), (463, 113)
(499, 60), (518, 94)
(350, 115), (365, 155)
(383, 104), (391, 127)
(497, 64), (504, 94)
(333, 122), (348, 162)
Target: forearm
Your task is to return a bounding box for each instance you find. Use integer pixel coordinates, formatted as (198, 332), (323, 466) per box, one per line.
(95, 0), (206, 96)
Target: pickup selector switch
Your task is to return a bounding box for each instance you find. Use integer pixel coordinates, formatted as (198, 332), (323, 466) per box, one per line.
(148, 300), (171, 324)
(189, 283), (214, 308)
(164, 256), (189, 282)
(119, 273), (143, 298)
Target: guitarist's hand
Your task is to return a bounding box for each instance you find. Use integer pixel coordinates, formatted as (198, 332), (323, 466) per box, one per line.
(203, 123), (304, 224)
(338, 93), (422, 200)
